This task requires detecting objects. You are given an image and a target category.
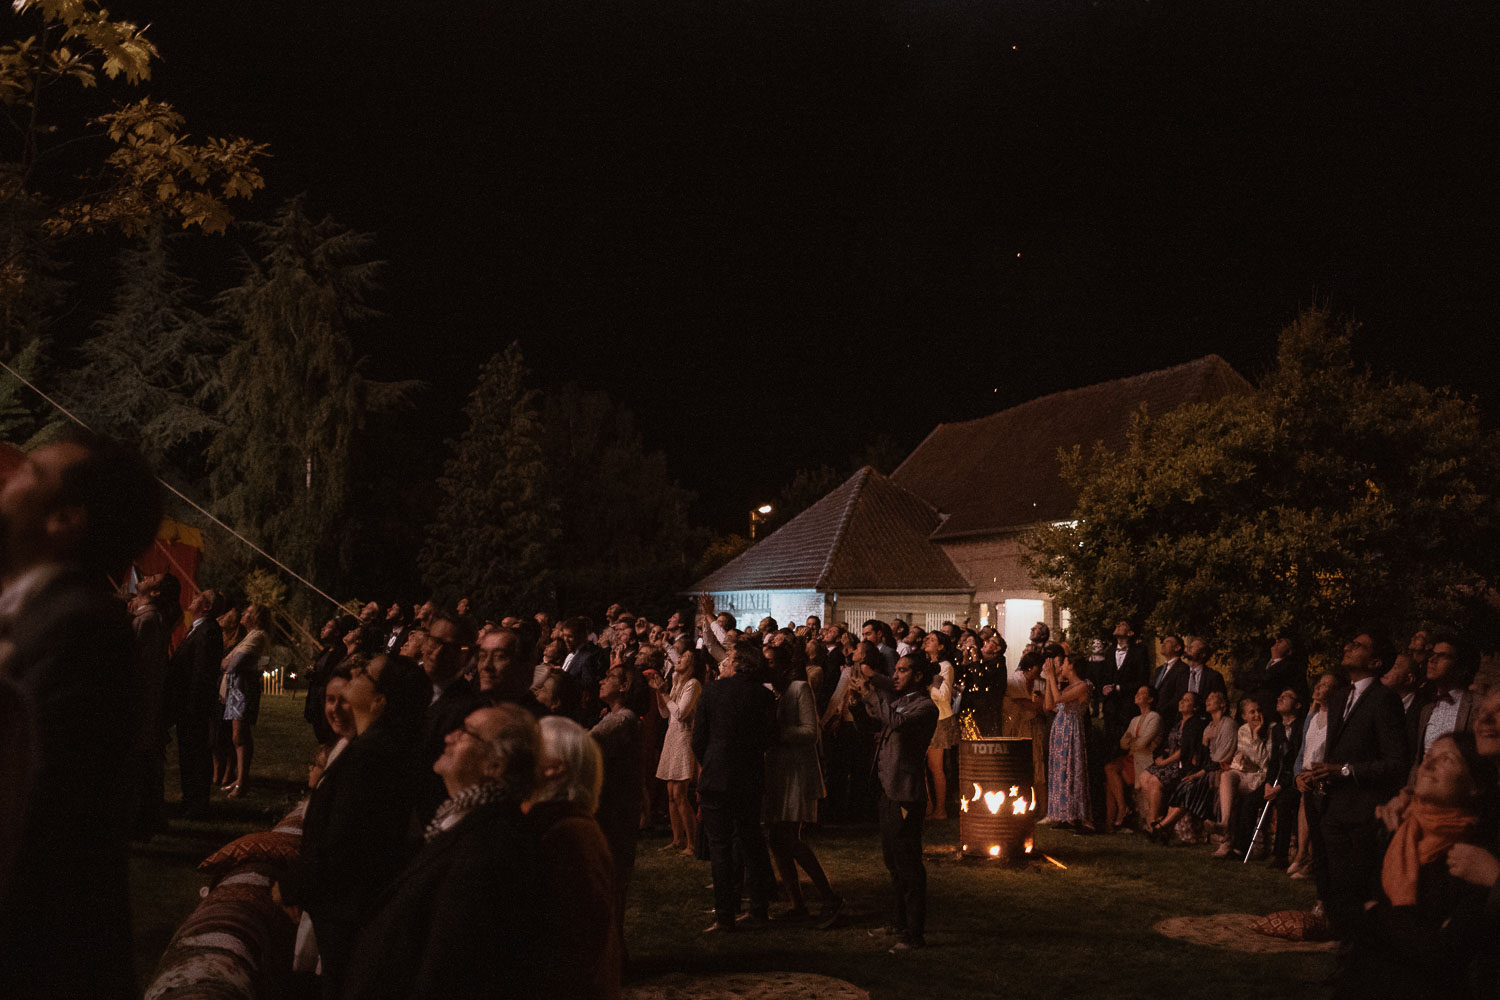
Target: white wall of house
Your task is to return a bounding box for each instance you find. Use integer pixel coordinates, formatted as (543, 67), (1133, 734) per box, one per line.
(828, 593), (973, 632)
(707, 589), (825, 631)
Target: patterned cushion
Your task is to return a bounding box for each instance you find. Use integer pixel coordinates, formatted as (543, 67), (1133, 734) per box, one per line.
(198, 832), (300, 875)
(1249, 909), (1334, 941)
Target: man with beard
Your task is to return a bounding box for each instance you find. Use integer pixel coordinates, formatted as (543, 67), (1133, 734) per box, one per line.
(0, 432), (162, 999)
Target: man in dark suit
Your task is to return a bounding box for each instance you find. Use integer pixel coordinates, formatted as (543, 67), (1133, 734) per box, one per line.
(0, 432), (163, 1000)
(1298, 629), (1408, 944)
(852, 651), (939, 952)
(1241, 635), (1310, 723)
(170, 588), (224, 818)
(417, 610), (481, 822)
(1159, 636), (1227, 717)
(1098, 619), (1149, 750)
(560, 616), (607, 720)
(343, 703), (543, 1000)
(692, 639), (776, 932)
(1262, 687), (1305, 868)
(1148, 634), (1184, 698)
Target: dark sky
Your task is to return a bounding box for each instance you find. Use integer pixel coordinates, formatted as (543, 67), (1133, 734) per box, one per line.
(123, 0), (1497, 531)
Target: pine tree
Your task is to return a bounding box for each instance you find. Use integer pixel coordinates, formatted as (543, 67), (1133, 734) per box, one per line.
(0, 337), (65, 446)
(420, 342), (558, 614)
(541, 383), (699, 618)
(67, 225), (221, 478)
(208, 197), (413, 611)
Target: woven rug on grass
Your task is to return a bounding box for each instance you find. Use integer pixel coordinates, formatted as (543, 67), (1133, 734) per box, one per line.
(1153, 913), (1337, 953)
(625, 971), (868, 1000)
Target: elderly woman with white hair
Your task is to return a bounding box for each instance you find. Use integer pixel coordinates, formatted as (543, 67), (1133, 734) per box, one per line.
(528, 715), (621, 1000)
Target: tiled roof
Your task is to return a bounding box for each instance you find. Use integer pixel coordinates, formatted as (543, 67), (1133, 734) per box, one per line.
(691, 467), (972, 594)
(890, 355), (1251, 540)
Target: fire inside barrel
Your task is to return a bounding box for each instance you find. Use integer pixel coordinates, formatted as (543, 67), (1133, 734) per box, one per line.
(957, 735), (1037, 862)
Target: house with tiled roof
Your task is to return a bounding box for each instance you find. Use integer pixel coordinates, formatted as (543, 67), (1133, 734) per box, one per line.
(891, 354), (1251, 650)
(692, 355), (1252, 642)
(690, 466), (974, 632)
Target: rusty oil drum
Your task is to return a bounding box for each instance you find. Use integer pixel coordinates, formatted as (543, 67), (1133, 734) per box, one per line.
(957, 736), (1037, 862)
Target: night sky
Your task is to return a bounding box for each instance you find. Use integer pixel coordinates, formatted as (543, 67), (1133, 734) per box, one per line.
(112, 0), (1497, 531)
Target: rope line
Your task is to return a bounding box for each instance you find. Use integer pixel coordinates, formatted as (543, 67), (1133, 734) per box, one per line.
(0, 357), (345, 613)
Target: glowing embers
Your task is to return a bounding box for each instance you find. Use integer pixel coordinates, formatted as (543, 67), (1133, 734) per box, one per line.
(958, 784), (1034, 817)
(957, 735), (1038, 864)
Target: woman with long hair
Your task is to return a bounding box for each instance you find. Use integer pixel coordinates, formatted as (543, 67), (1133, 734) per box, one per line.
(651, 647), (702, 854)
(922, 631), (958, 820)
(220, 604), (269, 798)
(1104, 685), (1162, 833)
(1213, 698), (1272, 857)
(764, 644), (841, 923)
(1139, 691), (1204, 830)
(1043, 652), (1093, 829)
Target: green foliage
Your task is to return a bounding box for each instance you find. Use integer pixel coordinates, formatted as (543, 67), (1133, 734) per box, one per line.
(65, 225), (220, 478)
(0, 336), (64, 445)
(208, 198), (415, 616)
(691, 532), (752, 584)
(420, 342), (559, 615)
(0, 1), (266, 240)
(541, 383), (700, 618)
(1025, 307), (1500, 661)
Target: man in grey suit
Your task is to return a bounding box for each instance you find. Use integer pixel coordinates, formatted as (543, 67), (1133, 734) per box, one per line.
(852, 651), (939, 952)
(0, 431), (163, 1000)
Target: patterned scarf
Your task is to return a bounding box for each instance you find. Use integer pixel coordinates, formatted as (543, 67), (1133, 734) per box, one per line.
(423, 781), (510, 843)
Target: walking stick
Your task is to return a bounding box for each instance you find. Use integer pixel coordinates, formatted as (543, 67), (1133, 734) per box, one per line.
(1243, 781), (1277, 864)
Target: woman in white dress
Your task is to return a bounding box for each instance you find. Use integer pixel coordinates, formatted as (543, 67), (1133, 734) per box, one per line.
(764, 644), (840, 922)
(651, 648), (702, 855)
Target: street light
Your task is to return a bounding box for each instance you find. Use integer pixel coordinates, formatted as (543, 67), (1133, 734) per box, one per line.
(749, 503), (773, 539)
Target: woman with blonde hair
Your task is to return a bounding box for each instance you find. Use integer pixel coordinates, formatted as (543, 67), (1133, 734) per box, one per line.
(221, 604), (269, 798)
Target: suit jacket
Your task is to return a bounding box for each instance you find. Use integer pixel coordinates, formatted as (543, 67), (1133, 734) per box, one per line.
(1098, 644), (1150, 728)
(859, 678), (939, 804)
(0, 565), (139, 1000)
(280, 719), (421, 929)
(1322, 680), (1409, 823)
(692, 672), (775, 806)
(170, 617), (224, 724)
(563, 642), (607, 691)
(1407, 688), (1475, 771)
(1265, 715), (1304, 788)
(1159, 661), (1227, 715)
(343, 797), (541, 1000)
(417, 678), (482, 821)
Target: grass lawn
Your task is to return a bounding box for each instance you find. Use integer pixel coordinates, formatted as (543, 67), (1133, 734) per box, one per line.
(133, 697), (1333, 999)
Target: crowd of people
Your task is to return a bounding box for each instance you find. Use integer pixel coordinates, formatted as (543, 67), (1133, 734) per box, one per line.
(1, 431), (1498, 1000)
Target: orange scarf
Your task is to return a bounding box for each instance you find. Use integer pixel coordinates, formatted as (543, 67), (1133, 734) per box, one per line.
(1380, 800), (1477, 907)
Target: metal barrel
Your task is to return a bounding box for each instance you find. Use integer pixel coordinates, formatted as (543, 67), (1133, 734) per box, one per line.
(957, 736), (1037, 862)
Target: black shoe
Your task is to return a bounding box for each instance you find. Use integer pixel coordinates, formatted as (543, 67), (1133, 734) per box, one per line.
(867, 924), (902, 938)
(736, 910), (769, 929)
(889, 937), (925, 953)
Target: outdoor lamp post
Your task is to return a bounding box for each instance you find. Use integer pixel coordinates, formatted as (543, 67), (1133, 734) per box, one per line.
(749, 503), (773, 539)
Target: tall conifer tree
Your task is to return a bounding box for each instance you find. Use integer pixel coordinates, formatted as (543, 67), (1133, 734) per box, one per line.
(420, 342), (558, 614)
(209, 197), (411, 608)
(68, 225), (220, 478)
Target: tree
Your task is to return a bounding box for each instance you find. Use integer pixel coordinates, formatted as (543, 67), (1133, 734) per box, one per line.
(0, 335), (62, 444)
(541, 382), (699, 618)
(1025, 307), (1500, 664)
(1, 0), (266, 352)
(65, 224), (220, 479)
(208, 198), (413, 614)
(420, 342), (558, 615)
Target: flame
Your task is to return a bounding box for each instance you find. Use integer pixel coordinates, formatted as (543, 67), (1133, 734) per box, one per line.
(983, 790), (1005, 814)
(1012, 797), (1029, 815)
(1024, 837), (1034, 853)
(988, 845), (1001, 857)
(959, 797), (968, 813)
